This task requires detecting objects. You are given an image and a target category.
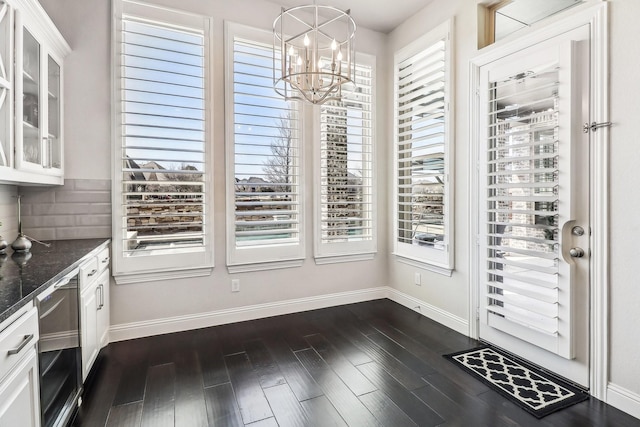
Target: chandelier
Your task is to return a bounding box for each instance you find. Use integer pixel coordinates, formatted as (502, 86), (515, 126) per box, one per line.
(273, 4), (356, 104)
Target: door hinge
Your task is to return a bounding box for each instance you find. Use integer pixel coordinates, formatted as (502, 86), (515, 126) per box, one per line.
(583, 121), (612, 133)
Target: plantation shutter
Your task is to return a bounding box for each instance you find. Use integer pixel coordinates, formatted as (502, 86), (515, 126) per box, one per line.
(319, 61), (373, 245)
(232, 36), (301, 248)
(120, 18), (206, 254)
(484, 64), (563, 344)
(394, 23), (452, 270)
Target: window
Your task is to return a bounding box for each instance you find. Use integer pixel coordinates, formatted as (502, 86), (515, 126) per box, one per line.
(225, 23), (304, 271)
(483, 0), (585, 46)
(112, 0), (213, 280)
(315, 54), (376, 262)
(394, 20), (453, 273)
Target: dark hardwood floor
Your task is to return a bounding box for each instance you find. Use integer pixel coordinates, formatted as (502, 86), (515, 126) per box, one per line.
(72, 299), (640, 427)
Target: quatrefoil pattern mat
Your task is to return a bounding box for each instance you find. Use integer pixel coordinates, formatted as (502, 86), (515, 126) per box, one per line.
(444, 346), (589, 418)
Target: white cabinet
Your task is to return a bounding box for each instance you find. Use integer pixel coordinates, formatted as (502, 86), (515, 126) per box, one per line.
(96, 269), (110, 349)
(0, 349), (40, 427)
(79, 246), (110, 381)
(0, 0), (70, 185)
(0, 305), (40, 427)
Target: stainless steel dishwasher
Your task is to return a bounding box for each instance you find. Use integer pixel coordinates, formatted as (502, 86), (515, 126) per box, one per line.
(36, 268), (82, 427)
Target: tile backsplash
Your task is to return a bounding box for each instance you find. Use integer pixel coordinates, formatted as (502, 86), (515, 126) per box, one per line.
(19, 179), (112, 241)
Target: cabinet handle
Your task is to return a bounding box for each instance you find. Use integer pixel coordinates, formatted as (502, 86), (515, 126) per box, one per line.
(7, 334), (34, 355)
(101, 257), (110, 264)
(87, 269), (98, 277)
(97, 284), (104, 310)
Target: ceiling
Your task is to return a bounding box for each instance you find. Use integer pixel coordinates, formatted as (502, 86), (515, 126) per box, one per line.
(267, 0), (435, 34)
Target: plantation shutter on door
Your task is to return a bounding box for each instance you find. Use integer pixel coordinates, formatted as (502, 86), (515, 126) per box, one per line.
(483, 59), (577, 358)
(120, 18), (206, 255)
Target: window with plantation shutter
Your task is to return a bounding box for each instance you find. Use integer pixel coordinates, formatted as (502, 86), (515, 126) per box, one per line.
(394, 21), (453, 273)
(225, 23), (304, 271)
(315, 54), (376, 262)
(112, 0), (213, 280)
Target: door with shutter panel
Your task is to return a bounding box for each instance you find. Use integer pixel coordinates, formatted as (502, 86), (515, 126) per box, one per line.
(477, 25), (590, 387)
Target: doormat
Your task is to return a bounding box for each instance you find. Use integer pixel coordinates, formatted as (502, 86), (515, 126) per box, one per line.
(443, 346), (589, 418)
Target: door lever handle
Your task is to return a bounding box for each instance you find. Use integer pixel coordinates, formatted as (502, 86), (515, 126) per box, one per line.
(569, 247), (585, 258)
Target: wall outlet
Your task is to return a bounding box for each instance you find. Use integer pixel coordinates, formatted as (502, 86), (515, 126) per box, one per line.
(414, 272), (421, 286)
(231, 279), (240, 292)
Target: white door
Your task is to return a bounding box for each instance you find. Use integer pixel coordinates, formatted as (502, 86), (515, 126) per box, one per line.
(477, 25), (590, 387)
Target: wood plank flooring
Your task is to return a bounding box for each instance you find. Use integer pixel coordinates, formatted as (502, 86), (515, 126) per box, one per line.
(72, 299), (640, 427)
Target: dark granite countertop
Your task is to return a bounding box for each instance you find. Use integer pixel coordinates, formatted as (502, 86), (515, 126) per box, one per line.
(0, 238), (110, 324)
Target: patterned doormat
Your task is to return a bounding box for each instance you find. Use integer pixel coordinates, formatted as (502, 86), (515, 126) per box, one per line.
(444, 346), (589, 418)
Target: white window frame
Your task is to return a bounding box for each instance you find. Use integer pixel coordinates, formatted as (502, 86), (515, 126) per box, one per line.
(313, 53), (377, 264)
(393, 19), (454, 275)
(111, 0), (214, 283)
(224, 22), (305, 273)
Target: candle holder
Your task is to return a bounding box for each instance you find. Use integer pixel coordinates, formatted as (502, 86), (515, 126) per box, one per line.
(0, 220), (7, 254)
(0, 235), (7, 254)
(11, 195), (31, 252)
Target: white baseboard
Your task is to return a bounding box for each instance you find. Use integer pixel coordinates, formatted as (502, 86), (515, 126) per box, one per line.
(109, 286), (470, 343)
(386, 287), (469, 336)
(607, 383), (640, 420)
(109, 287), (388, 342)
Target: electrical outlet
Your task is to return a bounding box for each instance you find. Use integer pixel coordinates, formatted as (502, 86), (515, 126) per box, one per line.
(414, 272), (421, 286)
(231, 279), (240, 292)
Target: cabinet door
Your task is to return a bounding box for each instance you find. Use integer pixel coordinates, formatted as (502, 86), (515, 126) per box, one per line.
(47, 55), (62, 170)
(16, 26), (43, 170)
(0, 0), (14, 169)
(80, 284), (98, 381)
(14, 14), (64, 177)
(96, 269), (110, 349)
(0, 349), (41, 427)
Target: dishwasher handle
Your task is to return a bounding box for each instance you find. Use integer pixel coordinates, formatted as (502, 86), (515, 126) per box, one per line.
(38, 268), (80, 302)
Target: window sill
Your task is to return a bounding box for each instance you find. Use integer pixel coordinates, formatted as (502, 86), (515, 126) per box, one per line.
(113, 266), (213, 285)
(394, 254), (453, 277)
(227, 258), (304, 274)
(314, 252), (376, 265)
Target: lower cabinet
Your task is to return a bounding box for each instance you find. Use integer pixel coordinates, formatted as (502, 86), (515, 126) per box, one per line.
(96, 269), (110, 349)
(80, 264), (110, 381)
(80, 282), (99, 382)
(0, 306), (41, 427)
(0, 349), (40, 427)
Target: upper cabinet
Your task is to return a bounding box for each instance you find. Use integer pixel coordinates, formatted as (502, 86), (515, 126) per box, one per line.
(0, 0), (70, 185)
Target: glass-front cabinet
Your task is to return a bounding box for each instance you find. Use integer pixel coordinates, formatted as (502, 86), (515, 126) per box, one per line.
(0, 0), (69, 185)
(0, 0), (14, 171)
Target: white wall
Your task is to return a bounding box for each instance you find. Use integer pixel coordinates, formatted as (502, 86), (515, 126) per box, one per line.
(386, 0), (475, 328)
(38, 0), (390, 334)
(607, 0), (640, 414)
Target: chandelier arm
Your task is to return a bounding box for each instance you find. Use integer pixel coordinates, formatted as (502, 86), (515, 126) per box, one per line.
(283, 10), (314, 31)
(315, 13), (349, 31)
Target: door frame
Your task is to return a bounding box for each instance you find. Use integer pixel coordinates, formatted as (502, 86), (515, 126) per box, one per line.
(468, 1), (609, 399)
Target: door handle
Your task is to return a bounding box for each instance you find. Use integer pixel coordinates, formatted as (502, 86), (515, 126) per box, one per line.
(569, 247), (585, 258)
